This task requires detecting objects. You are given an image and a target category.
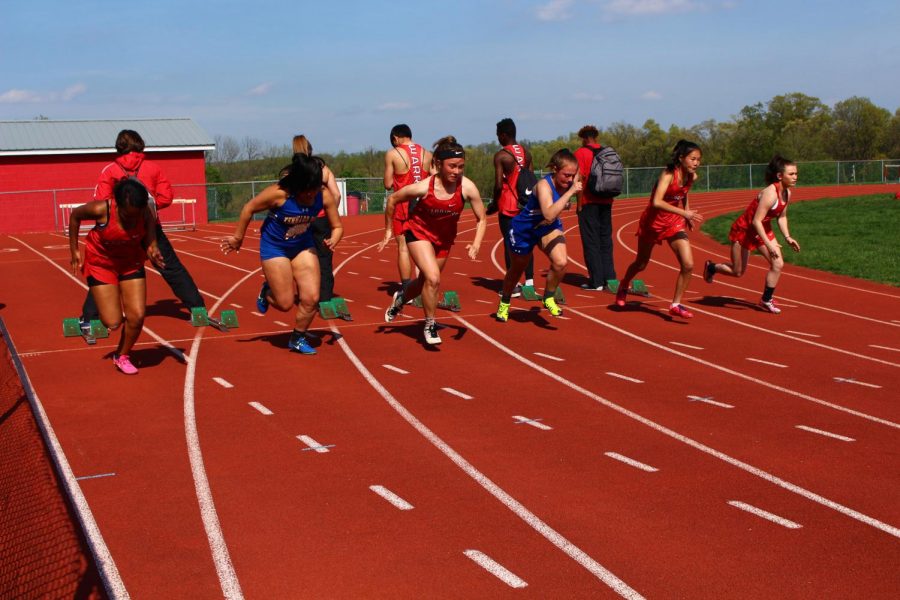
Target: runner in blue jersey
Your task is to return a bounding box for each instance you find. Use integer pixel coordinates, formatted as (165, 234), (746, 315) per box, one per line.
(222, 153), (343, 354)
(495, 149), (581, 322)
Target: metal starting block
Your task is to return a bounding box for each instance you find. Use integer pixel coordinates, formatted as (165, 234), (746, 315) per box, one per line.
(318, 297), (353, 321)
(412, 291), (461, 312)
(63, 318), (108, 345)
(520, 285), (566, 304)
(191, 307), (239, 332)
(605, 279), (650, 297)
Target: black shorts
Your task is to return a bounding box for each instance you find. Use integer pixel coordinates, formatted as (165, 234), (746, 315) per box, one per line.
(404, 229), (425, 245)
(87, 267), (146, 287)
(668, 231), (689, 243)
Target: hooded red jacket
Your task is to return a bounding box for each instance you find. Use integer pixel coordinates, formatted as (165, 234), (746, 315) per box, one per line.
(93, 152), (174, 211)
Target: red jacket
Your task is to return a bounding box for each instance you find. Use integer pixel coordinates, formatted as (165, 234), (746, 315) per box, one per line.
(93, 152), (174, 211)
(575, 144), (613, 206)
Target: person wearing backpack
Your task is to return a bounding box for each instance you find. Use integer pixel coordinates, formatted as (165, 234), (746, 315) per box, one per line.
(77, 129), (205, 334)
(574, 125), (617, 291)
(492, 118), (535, 297)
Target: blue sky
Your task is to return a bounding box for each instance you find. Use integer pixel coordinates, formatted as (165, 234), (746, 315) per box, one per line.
(2, 0), (898, 153)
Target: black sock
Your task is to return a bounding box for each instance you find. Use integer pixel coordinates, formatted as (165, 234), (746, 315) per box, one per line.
(290, 328), (304, 340)
(501, 295), (512, 304)
(762, 286), (775, 302)
(543, 289), (556, 300)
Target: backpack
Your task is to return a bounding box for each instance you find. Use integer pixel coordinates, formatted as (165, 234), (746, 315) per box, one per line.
(586, 146), (624, 198)
(504, 148), (539, 209)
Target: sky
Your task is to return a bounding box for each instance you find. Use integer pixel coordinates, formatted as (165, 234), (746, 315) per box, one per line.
(2, 0), (899, 153)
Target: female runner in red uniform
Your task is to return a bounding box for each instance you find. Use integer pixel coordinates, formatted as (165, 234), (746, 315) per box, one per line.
(703, 155), (800, 313)
(615, 140), (704, 318)
(378, 136), (487, 345)
(68, 178), (164, 374)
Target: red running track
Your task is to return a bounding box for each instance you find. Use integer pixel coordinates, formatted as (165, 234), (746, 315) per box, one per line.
(0, 184), (897, 598)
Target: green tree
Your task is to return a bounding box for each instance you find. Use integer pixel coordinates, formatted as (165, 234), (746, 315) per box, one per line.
(880, 108), (900, 159)
(826, 96), (891, 159)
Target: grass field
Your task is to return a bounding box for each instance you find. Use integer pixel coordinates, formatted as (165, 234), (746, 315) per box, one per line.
(701, 194), (900, 287)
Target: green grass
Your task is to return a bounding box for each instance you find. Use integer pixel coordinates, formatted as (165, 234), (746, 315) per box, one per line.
(701, 194), (900, 287)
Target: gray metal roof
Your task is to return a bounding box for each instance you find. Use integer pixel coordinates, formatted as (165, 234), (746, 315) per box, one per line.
(0, 118), (215, 155)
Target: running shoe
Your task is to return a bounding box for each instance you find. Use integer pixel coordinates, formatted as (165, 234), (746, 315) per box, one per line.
(78, 317), (92, 336)
(495, 301), (510, 323)
(256, 281), (271, 314)
(385, 291), (404, 323)
(288, 332), (317, 355)
(615, 287), (628, 307)
(668, 304), (694, 319)
(424, 321), (442, 345)
(113, 354), (138, 375)
(580, 283), (605, 291)
(759, 299), (781, 314)
(543, 296), (563, 317)
(511, 284), (522, 298)
(703, 260), (716, 284)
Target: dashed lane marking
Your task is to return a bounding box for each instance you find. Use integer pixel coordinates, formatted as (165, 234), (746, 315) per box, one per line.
(834, 377), (882, 389)
(367, 305), (382, 311)
(476, 299), (493, 304)
(230, 303), (242, 309)
(383, 364), (409, 375)
(249, 402), (273, 416)
(297, 435), (334, 453)
(369, 276), (382, 281)
(870, 344), (900, 353)
(454, 272), (468, 276)
(274, 321), (289, 327)
(369, 485), (414, 510)
(533, 352), (563, 362)
(75, 472), (117, 481)
(347, 271), (359, 275)
(463, 550), (528, 589)
(213, 377), (233, 389)
(606, 372), (644, 384)
(442, 387), (473, 400)
(727, 501), (802, 529)
(746, 357), (788, 368)
(687, 395), (734, 409)
(513, 416), (552, 430)
(787, 330), (820, 338)
(670, 341), (704, 350)
(251, 311), (264, 317)
(604, 452), (658, 472)
(795, 425), (854, 442)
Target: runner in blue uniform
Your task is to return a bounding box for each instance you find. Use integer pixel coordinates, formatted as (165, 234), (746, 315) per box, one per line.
(495, 149), (581, 322)
(222, 153), (342, 354)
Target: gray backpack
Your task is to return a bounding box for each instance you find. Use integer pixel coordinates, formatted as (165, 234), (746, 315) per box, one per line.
(586, 146), (624, 198)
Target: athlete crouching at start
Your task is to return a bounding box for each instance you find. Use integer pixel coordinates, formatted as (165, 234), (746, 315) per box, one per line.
(378, 136), (487, 345)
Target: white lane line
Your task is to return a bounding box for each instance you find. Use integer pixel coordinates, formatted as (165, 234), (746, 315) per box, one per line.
(534, 352), (564, 362)
(576, 294), (594, 299)
(687, 395), (734, 409)
(746, 357), (788, 368)
(369, 485), (414, 510)
(297, 435), (334, 453)
(606, 372), (644, 383)
(75, 472), (117, 481)
(604, 452), (658, 472)
(870, 344), (900, 353)
(360, 255), (372, 259)
(378, 258), (390, 263)
(368, 304), (387, 311)
(476, 299), (493, 304)
(213, 377), (233, 389)
(383, 364), (409, 375)
(795, 425), (855, 442)
(442, 387), (473, 400)
(251, 311), (264, 317)
(248, 402), (273, 416)
(787, 330), (820, 338)
(834, 377), (882, 389)
(369, 276), (382, 280)
(463, 550), (528, 589)
(454, 272), (468, 276)
(513, 416), (552, 430)
(274, 321), (289, 327)
(727, 501), (802, 529)
(229, 303), (243, 309)
(347, 271), (359, 275)
(557, 316), (572, 320)
(670, 341), (704, 350)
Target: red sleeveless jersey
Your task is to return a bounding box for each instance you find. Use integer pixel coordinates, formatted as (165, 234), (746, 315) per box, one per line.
(636, 170), (695, 244)
(498, 144), (526, 216)
(392, 143), (426, 224)
(406, 176), (464, 248)
(728, 182), (789, 250)
(83, 202), (148, 284)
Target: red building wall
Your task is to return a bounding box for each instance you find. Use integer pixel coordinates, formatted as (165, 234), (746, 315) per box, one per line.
(0, 151), (208, 233)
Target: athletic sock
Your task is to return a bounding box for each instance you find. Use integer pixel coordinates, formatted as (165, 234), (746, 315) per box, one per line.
(543, 289), (556, 300)
(501, 295), (512, 304)
(524, 278), (534, 287)
(762, 286), (775, 302)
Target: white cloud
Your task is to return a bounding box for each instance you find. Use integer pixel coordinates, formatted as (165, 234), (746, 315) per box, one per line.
(0, 89), (42, 103)
(376, 102), (413, 112)
(247, 83), (272, 96)
(62, 83), (87, 101)
(641, 90), (663, 100)
(603, 0), (703, 16)
(536, 0), (575, 21)
(572, 92), (605, 102)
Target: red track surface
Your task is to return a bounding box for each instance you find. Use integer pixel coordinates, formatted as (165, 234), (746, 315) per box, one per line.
(1, 184), (898, 598)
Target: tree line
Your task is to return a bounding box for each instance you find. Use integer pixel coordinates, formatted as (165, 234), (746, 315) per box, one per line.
(206, 92), (900, 199)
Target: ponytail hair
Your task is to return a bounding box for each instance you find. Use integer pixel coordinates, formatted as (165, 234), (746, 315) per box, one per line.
(666, 139), (702, 172)
(292, 134), (312, 155)
(278, 152), (324, 196)
(546, 148), (578, 172)
(765, 154), (796, 185)
(432, 135), (465, 165)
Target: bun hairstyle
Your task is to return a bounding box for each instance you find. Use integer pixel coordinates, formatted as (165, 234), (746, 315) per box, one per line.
(113, 177), (149, 209)
(546, 148), (578, 172)
(765, 154), (796, 185)
(278, 152), (324, 196)
(666, 139), (702, 172)
(432, 136), (466, 164)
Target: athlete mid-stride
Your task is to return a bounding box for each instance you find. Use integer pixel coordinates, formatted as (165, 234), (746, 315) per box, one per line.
(378, 136), (487, 345)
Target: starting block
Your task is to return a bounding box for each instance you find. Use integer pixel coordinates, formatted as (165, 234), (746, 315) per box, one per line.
(520, 285), (566, 304)
(63, 318), (108, 345)
(412, 291), (461, 312)
(191, 307), (239, 332)
(605, 279), (650, 297)
(318, 297), (353, 321)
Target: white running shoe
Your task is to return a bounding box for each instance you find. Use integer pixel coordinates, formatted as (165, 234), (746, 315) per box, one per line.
(385, 291), (404, 322)
(759, 299), (781, 314)
(423, 321), (442, 345)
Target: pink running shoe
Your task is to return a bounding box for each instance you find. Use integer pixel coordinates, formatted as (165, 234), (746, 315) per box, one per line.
(668, 304), (694, 319)
(113, 354), (138, 375)
(759, 299), (781, 314)
(615, 287), (628, 307)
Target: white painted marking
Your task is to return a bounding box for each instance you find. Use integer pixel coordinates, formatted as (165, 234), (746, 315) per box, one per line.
(378, 258), (389, 263)
(454, 272), (468, 276)
(229, 303), (243, 309)
(213, 377), (233, 389)
(347, 271), (359, 275)
(75, 472), (117, 481)
(0, 248), (20, 252)
(369, 276), (382, 281)
(476, 299), (493, 304)
(367, 305), (382, 311)
(746, 357), (788, 368)
(297, 435), (333, 453)
(274, 321), (289, 327)
(869, 344), (900, 353)
(604, 452), (658, 472)
(42, 244), (69, 249)
(533, 352), (563, 362)
(251, 311), (264, 317)
(787, 330), (820, 338)
(576, 294), (593, 299)
(795, 425), (855, 442)
(464, 550), (528, 588)
(383, 364), (409, 375)
(513, 416), (553, 430)
(442, 387), (473, 400)
(728, 501), (802, 529)
(342, 298), (354, 302)
(606, 372), (644, 384)
(834, 377), (882, 389)
(670, 341), (704, 350)
(687, 395), (734, 409)
(369, 485), (414, 510)
(557, 316), (572, 320)
(248, 402), (273, 416)
(360, 255), (372, 259)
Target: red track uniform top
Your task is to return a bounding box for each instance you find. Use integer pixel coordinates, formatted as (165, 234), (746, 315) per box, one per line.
(406, 176), (464, 249)
(94, 152), (173, 212)
(574, 144), (613, 206)
(392, 143), (426, 227)
(728, 182), (789, 250)
(83, 201), (148, 284)
(498, 144), (526, 217)
(637, 170), (695, 244)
